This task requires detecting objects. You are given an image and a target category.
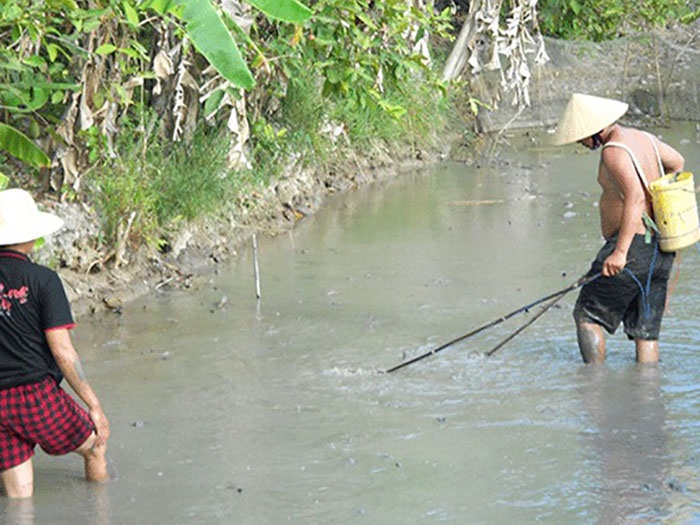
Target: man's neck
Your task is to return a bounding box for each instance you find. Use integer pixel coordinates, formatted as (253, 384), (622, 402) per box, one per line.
(1, 241), (35, 255)
(600, 123), (621, 144)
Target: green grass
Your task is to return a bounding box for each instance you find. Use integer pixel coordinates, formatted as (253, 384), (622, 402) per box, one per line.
(89, 125), (242, 250)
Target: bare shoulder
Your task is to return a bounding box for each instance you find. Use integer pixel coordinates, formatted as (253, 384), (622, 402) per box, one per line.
(600, 142), (634, 174)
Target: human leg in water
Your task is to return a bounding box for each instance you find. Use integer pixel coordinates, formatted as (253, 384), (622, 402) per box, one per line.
(0, 458), (34, 498)
(578, 321), (661, 364)
(576, 321), (606, 364)
(635, 339), (659, 363)
(75, 431), (110, 483)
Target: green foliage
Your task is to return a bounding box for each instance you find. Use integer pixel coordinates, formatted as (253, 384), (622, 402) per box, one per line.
(171, 0), (255, 89)
(93, 153), (159, 247)
(277, 73), (338, 167)
(0, 0), (312, 172)
(0, 0), (82, 105)
(150, 127), (235, 225)
(239, 0), (457, 183)
(84, 126), (157, 247)
(143, 0), (312, 90)
(280, 75), (326, 144)
(0, 0), (458, 261)
(89, 122), (236, 249)
(247, 0), (312, 23)
(628, 0), (700, 29)
(250, 118), (290, 180)
(0, 123), (50, 167)
(296, 0), (452, 129)
(537, 0), (623, 41)
(538, 0), (698, 41)
(0, 0), (84, 164)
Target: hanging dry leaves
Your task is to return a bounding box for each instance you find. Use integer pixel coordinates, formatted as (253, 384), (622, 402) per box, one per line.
(443, 0), (549, 108)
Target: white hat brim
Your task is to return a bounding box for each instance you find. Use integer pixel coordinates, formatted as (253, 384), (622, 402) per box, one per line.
(0, 211), (64, 246)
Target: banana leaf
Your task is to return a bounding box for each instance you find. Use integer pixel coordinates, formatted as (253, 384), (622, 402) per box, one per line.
(0, 123), (51, 167)
(174, 0), (255, 89)
(246, 0), (312, 23)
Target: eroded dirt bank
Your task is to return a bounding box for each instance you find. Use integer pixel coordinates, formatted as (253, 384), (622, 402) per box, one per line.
(47, 145), (450, 318)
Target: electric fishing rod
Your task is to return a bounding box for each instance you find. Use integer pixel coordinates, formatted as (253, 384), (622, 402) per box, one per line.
(385, 272), (601, 374)
(484, 291), (569, 357)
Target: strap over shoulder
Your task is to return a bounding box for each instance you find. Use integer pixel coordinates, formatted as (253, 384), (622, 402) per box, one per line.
(601, 133), (663, 231)
(602, 132), (664, 191)
(642, 131), (665, 177)
(602, 140), (650, 192)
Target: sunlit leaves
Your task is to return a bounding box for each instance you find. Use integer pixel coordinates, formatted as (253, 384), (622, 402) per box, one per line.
(246, 0), (312, 23)
(122, 1), (140, 28)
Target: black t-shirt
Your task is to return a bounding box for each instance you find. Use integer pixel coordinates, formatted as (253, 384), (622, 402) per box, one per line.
(0, 250), (74, 389)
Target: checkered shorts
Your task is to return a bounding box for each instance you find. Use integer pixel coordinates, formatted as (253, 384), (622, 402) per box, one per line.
(0, 376), (95, 471)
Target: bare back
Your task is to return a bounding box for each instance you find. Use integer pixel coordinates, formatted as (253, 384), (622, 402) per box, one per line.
(597, 126), (684, 239)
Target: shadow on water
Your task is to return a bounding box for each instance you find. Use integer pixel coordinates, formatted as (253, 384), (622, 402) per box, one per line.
(578, 365), (670, 523)
(5, 122), (700, 524)
(0, 481), (111, 525)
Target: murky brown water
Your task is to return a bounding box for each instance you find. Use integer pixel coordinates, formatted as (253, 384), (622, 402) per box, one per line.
(4, 123), (700, 524)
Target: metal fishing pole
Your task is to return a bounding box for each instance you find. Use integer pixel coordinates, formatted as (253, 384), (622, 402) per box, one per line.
(385, 272), (600, 374)
(484, 291), (568, 357)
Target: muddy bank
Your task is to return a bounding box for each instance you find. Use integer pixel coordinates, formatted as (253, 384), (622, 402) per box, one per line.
(44, 23), (700, 319)
(44, 143), (450, 318)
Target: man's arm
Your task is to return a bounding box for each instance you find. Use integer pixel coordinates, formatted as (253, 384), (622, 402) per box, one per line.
(656, 139), (684, 174)
(601, 146), (647, 276)
(45, 328), (110, 446)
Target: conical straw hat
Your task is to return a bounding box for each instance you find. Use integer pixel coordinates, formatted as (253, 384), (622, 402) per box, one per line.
(552, 93), (629, 145)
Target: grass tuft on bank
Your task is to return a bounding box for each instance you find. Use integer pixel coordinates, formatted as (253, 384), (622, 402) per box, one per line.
(88, 75), (458, 255)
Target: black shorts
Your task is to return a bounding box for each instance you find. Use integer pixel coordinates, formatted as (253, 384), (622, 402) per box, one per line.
(573, 234), (675, 340)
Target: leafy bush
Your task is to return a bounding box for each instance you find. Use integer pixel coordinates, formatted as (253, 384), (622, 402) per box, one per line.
(538, 0), (699, 41)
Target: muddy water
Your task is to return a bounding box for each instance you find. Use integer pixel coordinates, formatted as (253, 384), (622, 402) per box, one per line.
(6, 123), (700, 524)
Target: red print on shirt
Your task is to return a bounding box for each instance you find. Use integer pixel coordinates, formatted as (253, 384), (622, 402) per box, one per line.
(0, 284), (29, 315)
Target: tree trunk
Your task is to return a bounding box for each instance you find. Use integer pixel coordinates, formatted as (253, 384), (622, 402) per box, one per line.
(441, 0), (483, 82)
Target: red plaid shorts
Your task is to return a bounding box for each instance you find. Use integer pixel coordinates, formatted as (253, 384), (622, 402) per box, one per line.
(0, 376), (95, 471)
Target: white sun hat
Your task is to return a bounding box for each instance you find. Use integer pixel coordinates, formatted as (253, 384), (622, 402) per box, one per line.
(0, 189), (64, 245)
(552, 93), (629, 145)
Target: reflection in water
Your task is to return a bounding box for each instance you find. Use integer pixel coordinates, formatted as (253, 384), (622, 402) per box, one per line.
(580, 365), (669, 523)
(86, 483), (111, 525)
(4, 499), (34, 525)
(0, 482), (110, 525)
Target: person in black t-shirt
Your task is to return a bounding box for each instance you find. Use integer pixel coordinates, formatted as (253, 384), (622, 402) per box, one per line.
(0, 189), (110, 498)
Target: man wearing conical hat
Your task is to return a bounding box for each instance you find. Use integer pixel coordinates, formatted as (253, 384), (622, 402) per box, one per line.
(554, 93), (685, 364)
(0, 189), (110, 497)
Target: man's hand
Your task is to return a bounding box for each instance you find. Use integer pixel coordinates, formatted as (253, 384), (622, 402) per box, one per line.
(603, 250), (627, 277)
(90, 406), (110, 447)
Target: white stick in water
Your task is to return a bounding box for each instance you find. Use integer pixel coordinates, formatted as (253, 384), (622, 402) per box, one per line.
(252, 234), (261, 300)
